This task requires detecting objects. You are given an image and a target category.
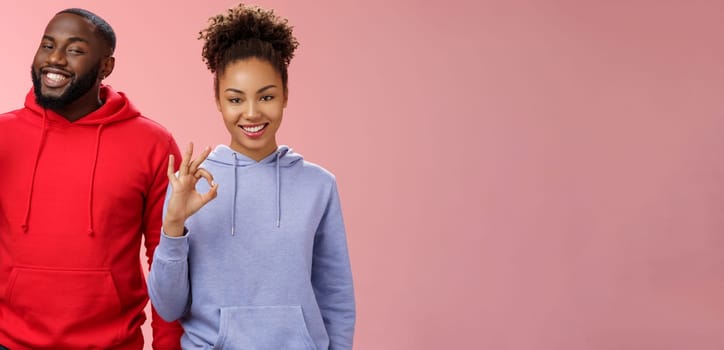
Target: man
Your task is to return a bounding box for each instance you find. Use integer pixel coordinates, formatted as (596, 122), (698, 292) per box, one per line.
(0, 8), (182, 349)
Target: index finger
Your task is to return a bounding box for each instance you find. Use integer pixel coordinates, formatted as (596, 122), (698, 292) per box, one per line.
(188, 146), (212, 172)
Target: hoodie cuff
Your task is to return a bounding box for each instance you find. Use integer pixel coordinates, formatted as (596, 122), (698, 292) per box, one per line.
(157, 228), (189, 261)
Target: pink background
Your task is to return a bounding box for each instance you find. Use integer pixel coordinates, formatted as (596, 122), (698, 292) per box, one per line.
(2, 1), (723, 349)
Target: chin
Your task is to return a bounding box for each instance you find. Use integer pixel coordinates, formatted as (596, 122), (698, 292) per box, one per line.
(41, 88), (67, 99)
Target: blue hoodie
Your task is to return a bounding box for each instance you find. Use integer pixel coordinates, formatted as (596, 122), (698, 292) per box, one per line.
(148, 145), (355, 349)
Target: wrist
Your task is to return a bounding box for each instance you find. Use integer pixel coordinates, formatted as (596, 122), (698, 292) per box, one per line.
(163, 219), (186, 237)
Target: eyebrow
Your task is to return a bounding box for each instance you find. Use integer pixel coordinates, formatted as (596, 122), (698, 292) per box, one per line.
(42, 35), (90, 44)
(224, 85), (278, 95)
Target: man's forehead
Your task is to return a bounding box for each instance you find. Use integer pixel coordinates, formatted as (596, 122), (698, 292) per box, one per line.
(44, 13), (97, 39)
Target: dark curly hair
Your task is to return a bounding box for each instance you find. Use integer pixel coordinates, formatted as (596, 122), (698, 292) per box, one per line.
(199, 3), (299, 97)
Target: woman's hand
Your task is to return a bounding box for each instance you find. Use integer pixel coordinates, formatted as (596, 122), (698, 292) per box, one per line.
(163, 143), (219, 237)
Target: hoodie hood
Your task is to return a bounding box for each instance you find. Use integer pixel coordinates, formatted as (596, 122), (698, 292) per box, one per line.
(206, 144), (303, 168)
(206, 145), (303, 231)
(24, 85), (140, 126)
(21, 85), (141, 236)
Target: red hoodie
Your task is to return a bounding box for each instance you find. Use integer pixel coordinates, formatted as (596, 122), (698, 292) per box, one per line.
(0, 86), (182, 349)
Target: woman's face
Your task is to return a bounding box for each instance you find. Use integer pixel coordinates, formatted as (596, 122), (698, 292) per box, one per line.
(216, 58), (287, 161)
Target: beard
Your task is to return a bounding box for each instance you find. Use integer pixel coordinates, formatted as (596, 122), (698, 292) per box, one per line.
(31, 62), (101, 110)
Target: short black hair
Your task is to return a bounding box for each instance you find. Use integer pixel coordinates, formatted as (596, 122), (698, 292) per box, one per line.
(57, 8), (116, 54)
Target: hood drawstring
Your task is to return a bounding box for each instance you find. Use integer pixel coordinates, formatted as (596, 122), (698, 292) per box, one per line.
(231, 153), (238, 235)
(86, 125), (104, 237)
(228, 149), (283, 235)
(21, 111), (105, 237)
(21, 110), (49, 233)
(275, 150), (281, 228)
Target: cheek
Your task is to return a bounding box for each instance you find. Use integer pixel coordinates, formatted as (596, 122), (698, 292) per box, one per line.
(32, 53), (44, 68)
(265, 104), (285, 121)
(220, 107), (239, 125)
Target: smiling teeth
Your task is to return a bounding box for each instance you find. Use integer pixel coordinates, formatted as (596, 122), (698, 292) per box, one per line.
(242, 124), (265, 133)
(46, 73), (67, 82)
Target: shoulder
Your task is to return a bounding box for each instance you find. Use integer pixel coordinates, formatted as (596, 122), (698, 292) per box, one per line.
(124, 115), (175, 140)
(296, 159), (338, 189)
(0, 108), (24, 124)
(0, 109), (30, 138)
(104, 115), (179, 163)
(110, 115), (178, 153)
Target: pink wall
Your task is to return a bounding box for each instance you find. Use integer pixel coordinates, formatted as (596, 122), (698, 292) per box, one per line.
(2, 1), (723, 349)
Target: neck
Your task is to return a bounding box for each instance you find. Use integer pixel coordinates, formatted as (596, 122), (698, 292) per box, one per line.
(54, 100), (103, 122)
(54, 86), (103, 122)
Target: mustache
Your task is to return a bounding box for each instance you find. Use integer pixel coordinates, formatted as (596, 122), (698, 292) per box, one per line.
(37, 66), (74, 77)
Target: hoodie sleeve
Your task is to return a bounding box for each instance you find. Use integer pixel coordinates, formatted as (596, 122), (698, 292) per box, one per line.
(142, 138), (184, 350)
(147, 226), (192, 322)
(312, 180), (356, 350)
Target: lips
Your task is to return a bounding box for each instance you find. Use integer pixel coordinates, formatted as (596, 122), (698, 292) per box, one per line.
(41, 68), (71, 88)
(239, 123), (268, 138)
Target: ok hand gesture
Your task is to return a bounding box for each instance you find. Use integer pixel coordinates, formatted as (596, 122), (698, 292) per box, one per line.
(163, 143), (219, 237)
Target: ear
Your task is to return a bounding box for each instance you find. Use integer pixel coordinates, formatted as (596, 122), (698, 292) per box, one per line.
(99, 56), (115, 80)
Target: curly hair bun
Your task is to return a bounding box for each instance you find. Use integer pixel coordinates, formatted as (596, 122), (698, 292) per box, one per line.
(199, 3), (299, 74)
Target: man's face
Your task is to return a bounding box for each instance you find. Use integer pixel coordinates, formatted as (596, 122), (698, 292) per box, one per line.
(31, 13), (108, 110)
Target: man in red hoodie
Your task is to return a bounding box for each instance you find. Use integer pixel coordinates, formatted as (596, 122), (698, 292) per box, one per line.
(0, 8), (183, 349)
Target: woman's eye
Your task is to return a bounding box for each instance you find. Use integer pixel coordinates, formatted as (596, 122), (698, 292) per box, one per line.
(229, 98), (241, 103)
(261, 95), (274, 101)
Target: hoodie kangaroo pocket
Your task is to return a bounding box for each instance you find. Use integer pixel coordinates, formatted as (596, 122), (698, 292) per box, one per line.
(214, 305), (316, 350)
(5, 266), (122, 337)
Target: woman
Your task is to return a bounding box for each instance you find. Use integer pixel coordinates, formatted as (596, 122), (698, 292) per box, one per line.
(148, 4), (355, 349)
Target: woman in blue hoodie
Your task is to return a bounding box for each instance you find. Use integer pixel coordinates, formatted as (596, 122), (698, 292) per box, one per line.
(147, 4), (355, 349)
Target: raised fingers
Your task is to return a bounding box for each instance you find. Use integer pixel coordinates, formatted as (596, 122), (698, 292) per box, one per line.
(167, 154), (176, 181)
(188, 146), (212, 173)
(179, 142), (194, 176)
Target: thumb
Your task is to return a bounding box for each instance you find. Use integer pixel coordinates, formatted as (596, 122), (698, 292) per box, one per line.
(201, 183), (219, 205)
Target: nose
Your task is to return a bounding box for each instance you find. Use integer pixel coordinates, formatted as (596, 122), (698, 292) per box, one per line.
(46, 48), (67, 66)
(244, 100), (260, 120)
